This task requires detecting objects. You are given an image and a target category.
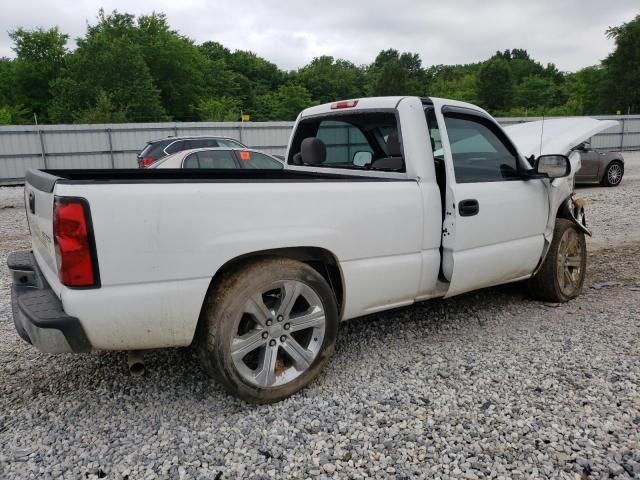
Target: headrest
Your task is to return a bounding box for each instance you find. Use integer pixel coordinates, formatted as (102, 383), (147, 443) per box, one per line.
(301, 137), (326, 165)
(386, 131), (402, 157)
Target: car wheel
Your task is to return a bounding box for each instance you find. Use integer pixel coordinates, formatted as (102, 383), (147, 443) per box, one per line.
(197, 257), (339, 403)
(529, 219), (587, 302)
(601, 161), (624, 187)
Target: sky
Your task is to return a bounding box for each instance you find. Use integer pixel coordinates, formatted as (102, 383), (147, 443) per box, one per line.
(1, 0), (638, 72)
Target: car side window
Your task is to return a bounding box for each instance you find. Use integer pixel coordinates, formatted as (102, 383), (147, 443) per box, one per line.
(188, 139), (220, 149)
(183, 150), (237, 168)
(165, 140), (184, 154)
(238, 151), (283, 169)
(217, 139), (243, 148)
(443, 114), (520, 183)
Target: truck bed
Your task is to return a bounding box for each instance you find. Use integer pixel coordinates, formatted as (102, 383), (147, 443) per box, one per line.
(27, 168), (398, 193)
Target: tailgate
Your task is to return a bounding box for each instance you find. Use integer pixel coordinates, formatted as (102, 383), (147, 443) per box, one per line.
(24, 170), (60, 284)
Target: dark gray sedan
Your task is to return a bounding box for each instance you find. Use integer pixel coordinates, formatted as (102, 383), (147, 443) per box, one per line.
(574, 141), (625, 187)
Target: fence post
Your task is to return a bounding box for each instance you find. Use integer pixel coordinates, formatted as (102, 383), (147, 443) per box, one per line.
(107, 128), (115, 169)
(37, 128), (48, 169)
(619, 118), (625, 151)
(174, 125), (178, 137)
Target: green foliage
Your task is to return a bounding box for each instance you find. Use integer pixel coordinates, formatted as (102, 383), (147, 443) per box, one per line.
(7, 27), (68, 122)
(197, 96), (241, 121)
(48, 10), (167, 123)
(136, 13), (210, 120)
(478, 58), (513, 112)
(73, 91), (128, 123)
(367, 49), (426, 96)
(0, 106), (12, 124)
(254, 85), (315, 121)
(427, 65), (480, 104)
(292, 56), (366, 104)
(603, 14), (640, 113)
(0, 9), (637, 124)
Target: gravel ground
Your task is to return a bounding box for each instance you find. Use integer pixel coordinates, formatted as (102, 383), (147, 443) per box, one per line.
(1, 155), (639, 480)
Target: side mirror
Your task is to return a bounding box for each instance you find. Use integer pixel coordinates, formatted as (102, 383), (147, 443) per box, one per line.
(353, 151), (372, 166)
(575, 142), (586, 151)
(535, 154), (571, 178)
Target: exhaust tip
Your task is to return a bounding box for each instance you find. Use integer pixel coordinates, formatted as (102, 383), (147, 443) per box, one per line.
(127, 351), (145, 376)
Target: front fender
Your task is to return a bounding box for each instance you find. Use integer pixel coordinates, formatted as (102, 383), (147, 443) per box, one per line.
(559, 197), (591, 236)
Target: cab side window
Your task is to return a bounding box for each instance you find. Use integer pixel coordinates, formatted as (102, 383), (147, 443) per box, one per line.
(443, 113), (520, 183)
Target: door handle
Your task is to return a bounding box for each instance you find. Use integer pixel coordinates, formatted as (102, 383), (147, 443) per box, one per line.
(28, 192), (35, 214)
(458, 199), (479, 217)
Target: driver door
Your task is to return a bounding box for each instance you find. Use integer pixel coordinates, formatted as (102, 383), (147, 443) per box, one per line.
(436, 107), (549, 297)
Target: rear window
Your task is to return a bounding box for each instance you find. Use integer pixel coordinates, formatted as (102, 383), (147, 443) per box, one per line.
(139, 140), (172, 159)
(288, 112), (401, 171)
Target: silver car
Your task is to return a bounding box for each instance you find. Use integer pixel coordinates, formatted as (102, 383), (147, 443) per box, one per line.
(149, 147), (284, 170)
(574, 141), (624, 187)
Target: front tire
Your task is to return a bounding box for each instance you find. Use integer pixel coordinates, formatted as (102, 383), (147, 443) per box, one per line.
(197, 257), (339, 403)
(529, 219), (587, 302)
(601, 161), (624, 187)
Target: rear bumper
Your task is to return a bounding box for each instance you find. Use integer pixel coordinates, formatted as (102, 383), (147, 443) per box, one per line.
(8, 251), (91, 353)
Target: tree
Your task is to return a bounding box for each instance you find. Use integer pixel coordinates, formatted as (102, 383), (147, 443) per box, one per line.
(603, 15), (640, 113)
(8, 27), (68, 122)
(427, 64), (480, 104)
(196, 96), (241, 121)
(49, 10), (167, 123)
(0, 106), (12, 124)
(367, 49), (426, 96)
(477, 58), (513, 113)
(73, 90), (128, 123)
(136, 13), (210, 120)
(512, 75), (558, 111)
(254, 85), (315, 121)
(293, 56), (366, 104)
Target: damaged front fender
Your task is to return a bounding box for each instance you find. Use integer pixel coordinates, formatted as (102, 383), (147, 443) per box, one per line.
(559, 196), (592, 237)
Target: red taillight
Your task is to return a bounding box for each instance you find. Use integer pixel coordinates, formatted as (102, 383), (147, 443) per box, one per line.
(139, 157), (156, 168)
(53, 197), (99, 288)
(331, 99), (359, 109)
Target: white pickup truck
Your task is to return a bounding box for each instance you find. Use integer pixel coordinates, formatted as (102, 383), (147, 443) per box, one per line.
(9, 97), (614, 402)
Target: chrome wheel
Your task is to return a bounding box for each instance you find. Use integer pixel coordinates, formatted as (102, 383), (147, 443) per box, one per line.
(556, 228), (584, 298)
(231, 280), (326, 388)
(607, 163), (623, 186)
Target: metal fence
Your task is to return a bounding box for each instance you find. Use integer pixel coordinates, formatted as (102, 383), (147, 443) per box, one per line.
(1, 115), (639, 184)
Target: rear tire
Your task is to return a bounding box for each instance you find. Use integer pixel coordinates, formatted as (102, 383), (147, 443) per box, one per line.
(197, 257), (339, 403)
(601, 160), (624, 187)
(529, 219), (586, 302)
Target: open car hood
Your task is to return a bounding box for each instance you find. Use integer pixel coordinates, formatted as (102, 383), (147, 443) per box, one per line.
(432, 117), (618, 161)
(504, 117), (619, 159)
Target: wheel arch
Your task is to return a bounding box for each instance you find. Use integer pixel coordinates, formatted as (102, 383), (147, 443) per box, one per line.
(533, 196), (589, 277)
(192, 247), (345, 343)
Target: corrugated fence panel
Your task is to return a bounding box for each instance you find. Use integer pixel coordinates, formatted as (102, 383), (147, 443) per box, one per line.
(1, 115), (639, 183)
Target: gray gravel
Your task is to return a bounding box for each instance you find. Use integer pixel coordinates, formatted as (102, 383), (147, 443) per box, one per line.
(1, 155), (640, 479)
